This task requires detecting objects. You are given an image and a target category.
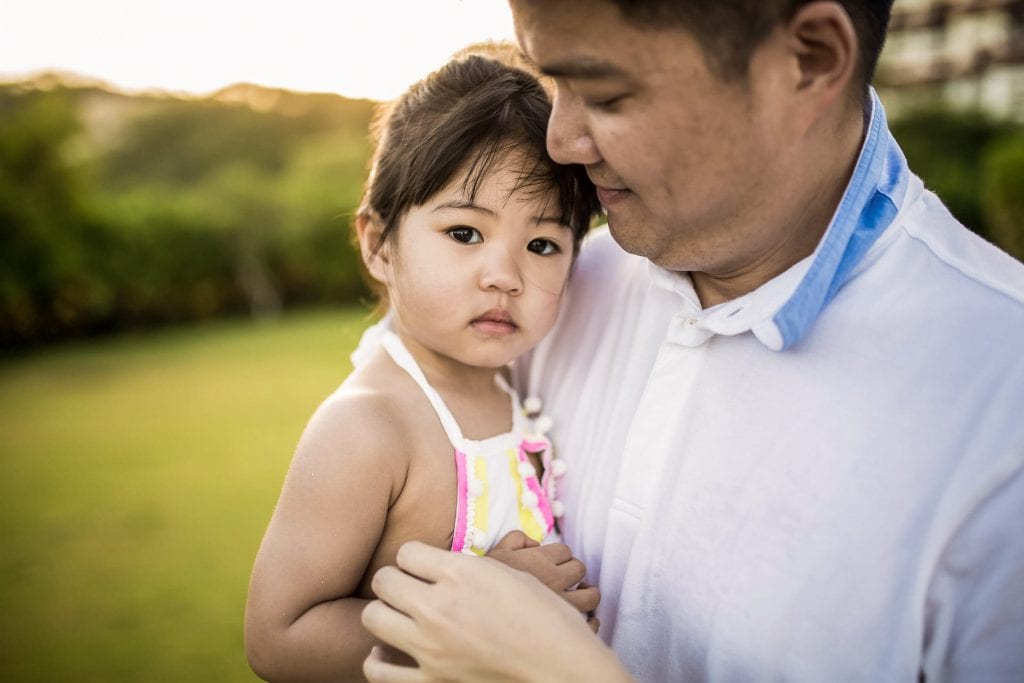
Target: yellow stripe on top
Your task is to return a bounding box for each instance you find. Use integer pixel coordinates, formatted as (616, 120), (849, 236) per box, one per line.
(506, 447), (545, 543)
(469, 455), (488, 556)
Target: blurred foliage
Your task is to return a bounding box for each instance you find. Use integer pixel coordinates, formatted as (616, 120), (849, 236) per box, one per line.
(890, 106), (1023, 260)
(982, 134), (1024, 261)
(1, 78), (375, 349)
(2, 80), (1022, 350)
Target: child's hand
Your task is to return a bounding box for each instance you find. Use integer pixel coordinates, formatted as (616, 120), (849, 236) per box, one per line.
(485, 531), (600, 618)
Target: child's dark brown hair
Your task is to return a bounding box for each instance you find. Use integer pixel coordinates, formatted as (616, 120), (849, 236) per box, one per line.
(356, 51), (599, 267)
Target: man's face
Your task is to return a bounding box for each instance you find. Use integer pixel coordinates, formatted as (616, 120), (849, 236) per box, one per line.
(511, 0), (794, 275)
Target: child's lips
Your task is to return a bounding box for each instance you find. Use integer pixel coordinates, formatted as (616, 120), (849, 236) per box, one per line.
(471, 309), (517, 335)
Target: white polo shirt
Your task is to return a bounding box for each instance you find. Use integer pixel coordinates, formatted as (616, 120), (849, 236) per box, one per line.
(515, 93), (1024, 681)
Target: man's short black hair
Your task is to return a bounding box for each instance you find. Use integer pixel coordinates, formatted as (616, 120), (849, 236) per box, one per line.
(609, 1), (894, 89)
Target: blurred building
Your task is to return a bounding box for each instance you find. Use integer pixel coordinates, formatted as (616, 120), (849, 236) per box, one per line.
(877, 0), (1024, 121)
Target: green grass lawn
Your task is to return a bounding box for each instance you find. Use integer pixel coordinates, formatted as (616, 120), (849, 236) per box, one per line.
(0, 307), (373, 681)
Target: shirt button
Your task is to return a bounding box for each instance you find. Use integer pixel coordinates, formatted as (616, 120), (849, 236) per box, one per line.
(684, 318), (698, 328)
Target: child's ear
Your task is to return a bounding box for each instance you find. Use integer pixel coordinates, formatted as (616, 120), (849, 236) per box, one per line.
(355, 212), (389, 283)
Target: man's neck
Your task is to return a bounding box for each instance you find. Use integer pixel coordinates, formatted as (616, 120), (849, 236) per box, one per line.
(691, 109), (866, 309)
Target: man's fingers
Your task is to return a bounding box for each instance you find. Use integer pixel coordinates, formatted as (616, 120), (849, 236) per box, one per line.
(363, 646), (430, 683)
(371, 564), (435, 620)
(563, 584), (600, 613)
(393, 541), (464, 583)
(361, 599), (422, 655)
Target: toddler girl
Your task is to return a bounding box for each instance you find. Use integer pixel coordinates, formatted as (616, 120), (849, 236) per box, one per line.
(245, 52), (599, 680)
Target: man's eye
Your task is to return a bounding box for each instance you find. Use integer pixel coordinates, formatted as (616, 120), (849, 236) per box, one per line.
(446, 227), (482, 244)
(527, 239), (560, 256)
(585, 95), (625, 111)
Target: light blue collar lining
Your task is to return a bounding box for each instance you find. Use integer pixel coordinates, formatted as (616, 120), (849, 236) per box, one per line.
(767, 89), (910, 350)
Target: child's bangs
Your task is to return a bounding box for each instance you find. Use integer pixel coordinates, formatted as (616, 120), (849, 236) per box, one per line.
(458, 139), (586, 232)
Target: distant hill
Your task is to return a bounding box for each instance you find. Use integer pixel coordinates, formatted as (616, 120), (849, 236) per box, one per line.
(1, 74), (377, 347)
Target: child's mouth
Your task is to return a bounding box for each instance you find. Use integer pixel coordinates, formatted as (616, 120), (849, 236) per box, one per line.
(471, 309), (518, 335)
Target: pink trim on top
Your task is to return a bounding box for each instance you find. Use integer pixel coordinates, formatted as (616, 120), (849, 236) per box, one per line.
(518, 441), (554, 533)
(451, 448), (469, 553)
(522, 438), (549, 453)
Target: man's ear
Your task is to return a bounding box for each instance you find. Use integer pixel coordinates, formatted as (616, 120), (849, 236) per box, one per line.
(355, 212), (389, 283)
(785, 1), (858, 124)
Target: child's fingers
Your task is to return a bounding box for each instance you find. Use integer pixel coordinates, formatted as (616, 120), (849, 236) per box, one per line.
(555, 557), (587, 586)
(491, 530), (537, 551)
(563, 584), (601, 613)
(363, 646), (431, 683)
(536, 542), (573, 564)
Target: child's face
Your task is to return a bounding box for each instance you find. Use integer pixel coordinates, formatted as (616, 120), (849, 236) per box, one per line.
(379, 155), (574, 370)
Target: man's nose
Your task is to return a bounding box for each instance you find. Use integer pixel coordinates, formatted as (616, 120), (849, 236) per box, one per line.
(478, 246), (524, 295)
(547, 92), (600, 166)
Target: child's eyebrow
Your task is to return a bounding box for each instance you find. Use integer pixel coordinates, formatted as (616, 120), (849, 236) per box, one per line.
(535, 216), (571, 228)
(432, 200), (496, 217)
(433, 203), (569, 229)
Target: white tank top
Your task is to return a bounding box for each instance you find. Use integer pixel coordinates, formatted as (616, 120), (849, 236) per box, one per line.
(351, 317), (565, 554)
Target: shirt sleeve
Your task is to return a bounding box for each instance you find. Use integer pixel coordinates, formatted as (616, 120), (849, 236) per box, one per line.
(922, 457), (1024, 682)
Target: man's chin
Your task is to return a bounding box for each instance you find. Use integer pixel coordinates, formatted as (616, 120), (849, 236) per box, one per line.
(605, 214), (652, 256)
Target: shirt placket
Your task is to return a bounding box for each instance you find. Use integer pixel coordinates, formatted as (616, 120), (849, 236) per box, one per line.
(612, 311), (712, 514)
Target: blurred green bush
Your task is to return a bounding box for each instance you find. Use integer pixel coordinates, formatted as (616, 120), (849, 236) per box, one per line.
(2, 81), (1021, 350)
(889, 106), (1023, 262)
(1, 79), (375, 349)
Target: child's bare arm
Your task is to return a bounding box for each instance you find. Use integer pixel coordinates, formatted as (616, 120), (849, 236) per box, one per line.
(245, 391), (409, 682)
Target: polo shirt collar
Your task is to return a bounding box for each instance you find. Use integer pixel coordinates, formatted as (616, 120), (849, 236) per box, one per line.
(648, 88), (910, 351)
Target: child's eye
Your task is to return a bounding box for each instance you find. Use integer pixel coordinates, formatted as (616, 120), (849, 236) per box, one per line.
(527, 238), (560, 256)
(446, 227), (482, 244)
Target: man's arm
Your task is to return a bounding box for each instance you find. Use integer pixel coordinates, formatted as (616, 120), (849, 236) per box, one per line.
(921, 460), (1024, 681)
(361, 541), (633, 683)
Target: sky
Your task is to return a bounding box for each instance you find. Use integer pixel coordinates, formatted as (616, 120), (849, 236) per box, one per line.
(0, 0), (518, 100)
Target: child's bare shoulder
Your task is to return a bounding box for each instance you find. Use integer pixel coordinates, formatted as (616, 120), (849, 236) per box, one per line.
(295, 345), (425, 474)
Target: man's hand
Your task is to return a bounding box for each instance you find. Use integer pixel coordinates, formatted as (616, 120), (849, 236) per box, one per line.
(360, 541), (631, 683)
(486, 531), (600, 621)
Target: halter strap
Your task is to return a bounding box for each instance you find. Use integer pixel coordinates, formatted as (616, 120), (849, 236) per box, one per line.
(380, 331), (519, 446)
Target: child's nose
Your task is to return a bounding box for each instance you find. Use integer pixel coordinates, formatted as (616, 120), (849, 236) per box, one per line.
(478, 246), (524, 295)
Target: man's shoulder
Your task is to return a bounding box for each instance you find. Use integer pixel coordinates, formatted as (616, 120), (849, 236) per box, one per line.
(846, 188), (1024, 369)
(897, 188), (1024, 311)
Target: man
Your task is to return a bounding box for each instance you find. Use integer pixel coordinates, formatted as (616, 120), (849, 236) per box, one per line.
(362, 1), (1024, 680)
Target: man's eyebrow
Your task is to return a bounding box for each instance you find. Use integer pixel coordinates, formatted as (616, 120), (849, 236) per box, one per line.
(432, 200), (497, 217)
(537, 57), (629, 80)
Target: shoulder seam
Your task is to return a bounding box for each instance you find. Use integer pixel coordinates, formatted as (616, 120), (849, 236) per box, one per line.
(896, 210), (1024, 311)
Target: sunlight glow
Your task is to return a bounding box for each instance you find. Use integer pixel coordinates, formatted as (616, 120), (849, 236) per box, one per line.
(0, 0), (518, 100)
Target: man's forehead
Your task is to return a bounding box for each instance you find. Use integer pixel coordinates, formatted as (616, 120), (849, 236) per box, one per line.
(511, 0), (687, 79)
(510, 0), (620, 55)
